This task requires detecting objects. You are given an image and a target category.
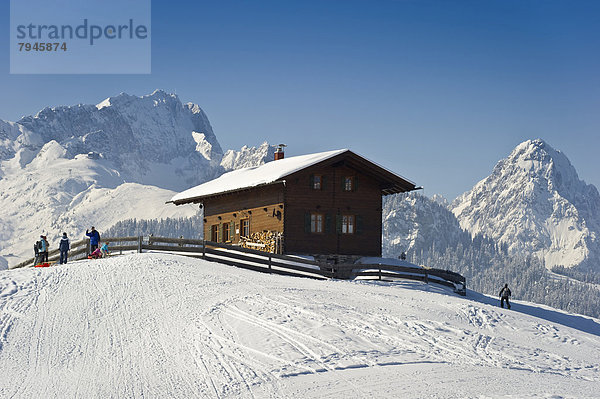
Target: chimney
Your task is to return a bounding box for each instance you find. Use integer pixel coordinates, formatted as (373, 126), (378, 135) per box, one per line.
(274, 144), (286, 161)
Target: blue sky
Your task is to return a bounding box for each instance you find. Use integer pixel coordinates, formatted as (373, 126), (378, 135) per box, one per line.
(1, 0), (599, 200)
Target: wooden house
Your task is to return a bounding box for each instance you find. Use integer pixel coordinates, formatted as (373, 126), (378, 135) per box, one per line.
(169, 148), (417, 259)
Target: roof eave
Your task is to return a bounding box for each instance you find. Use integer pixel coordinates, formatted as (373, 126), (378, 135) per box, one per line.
(171, 180), (286, 205)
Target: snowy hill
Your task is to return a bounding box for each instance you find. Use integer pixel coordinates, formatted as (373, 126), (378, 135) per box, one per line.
(451, 139), (600, 271)
(0, 253), (599, 398)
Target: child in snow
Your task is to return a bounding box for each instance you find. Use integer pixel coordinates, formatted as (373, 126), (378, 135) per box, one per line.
(89, 247), (102, 259)
(100, 242), (110, 258)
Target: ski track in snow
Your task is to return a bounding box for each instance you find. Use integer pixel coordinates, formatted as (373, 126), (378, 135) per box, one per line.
(0, 253), (599, 398)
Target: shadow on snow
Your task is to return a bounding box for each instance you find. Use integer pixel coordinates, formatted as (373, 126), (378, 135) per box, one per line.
(364, 279), (600, 337)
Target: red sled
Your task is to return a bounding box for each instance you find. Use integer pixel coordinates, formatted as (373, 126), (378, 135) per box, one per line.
(35, 263), (51, 268)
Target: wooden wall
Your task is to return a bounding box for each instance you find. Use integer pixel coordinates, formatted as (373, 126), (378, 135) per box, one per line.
(203, 184), (284, 244)
(283, 163), (382, 256)
(201, 163), (384, 257)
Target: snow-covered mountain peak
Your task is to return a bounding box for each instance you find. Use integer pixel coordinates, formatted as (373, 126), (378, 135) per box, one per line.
(149, 88), (175, 97)
(11, 90), (225, 189)
(452, 139), (600, 271)
(94, 90), (180, 112)
(500, 138), (581, 191)
(220, 141), (277, 171)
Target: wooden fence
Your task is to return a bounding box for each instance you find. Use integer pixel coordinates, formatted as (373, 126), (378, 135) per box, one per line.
(9, 236), (466, 295)
(335, 263), (466, 295)
(11, 238), (90, 269)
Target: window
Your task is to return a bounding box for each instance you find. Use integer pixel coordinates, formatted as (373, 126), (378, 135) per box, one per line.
(211, 225), (219, 242)
(241, 219), (250, 237)
(344, 176), (354, 191)
(341, 215), (355, 234)
(223, 223), (230, 242)
(313, 174), (322, 190)
(311, 213), (324, 233)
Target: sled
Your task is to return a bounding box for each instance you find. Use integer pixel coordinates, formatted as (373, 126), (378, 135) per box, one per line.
(34, 262), (52, 268)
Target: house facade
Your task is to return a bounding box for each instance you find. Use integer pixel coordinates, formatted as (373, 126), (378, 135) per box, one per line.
(170, 149), (417, 258)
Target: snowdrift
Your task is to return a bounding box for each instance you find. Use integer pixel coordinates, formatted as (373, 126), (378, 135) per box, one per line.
(0, 253), (599, 398)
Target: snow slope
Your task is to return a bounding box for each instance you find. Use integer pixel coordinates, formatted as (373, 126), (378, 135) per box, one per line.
(0, 253), (598, 398)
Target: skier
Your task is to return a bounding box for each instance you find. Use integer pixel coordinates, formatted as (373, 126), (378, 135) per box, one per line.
(499, 283), (511, 309)
(86, 226), (100, 254)
(59, 232), (70, 264)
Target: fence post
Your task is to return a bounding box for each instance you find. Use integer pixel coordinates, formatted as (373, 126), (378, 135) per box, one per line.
(378, 266), (381, 281)
(268, 254), (272, 273)
(138, 236), (143, 253)
(424, 272), (428, 284)
(202, 240), (206, 259)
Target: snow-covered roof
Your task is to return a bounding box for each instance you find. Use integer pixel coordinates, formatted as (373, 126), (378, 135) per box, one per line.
(170, 148), (417, 204)
(170, 149), (348, 204)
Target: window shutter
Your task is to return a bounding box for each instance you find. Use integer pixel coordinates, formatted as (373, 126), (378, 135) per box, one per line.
(356, 215), (363, 234)
(341, 177), (346, 191)
(231, 222), (235, 239)
(353, 176), (359, 191)
(336, 214), (342, 234)
(322, 175), (327, 190)
(304, 213), (311, 233)
(218, 223), (223, 242)
(309, 174), (314, 188)
(325, 213), (332, 233)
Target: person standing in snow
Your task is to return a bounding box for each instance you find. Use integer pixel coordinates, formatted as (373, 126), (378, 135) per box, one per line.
(34, 237), (42, 265)
(86, 226), (100, 254)
(40, 235), (49, 263)
(59, 232), (70, 264)
(499, 284), (511, 309)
